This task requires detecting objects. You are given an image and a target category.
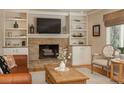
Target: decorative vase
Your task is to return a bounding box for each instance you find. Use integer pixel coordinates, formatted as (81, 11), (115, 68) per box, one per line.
(22, 41), (26, 46)
(120, 54), (124, 60)
(59, 61), (65, 71)
(30, 24), (35, 33)
(54, 60), (69, 72)
(14, 21), (19, 28)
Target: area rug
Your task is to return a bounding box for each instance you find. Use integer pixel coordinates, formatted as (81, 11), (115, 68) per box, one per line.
(30, 68), (116, 84)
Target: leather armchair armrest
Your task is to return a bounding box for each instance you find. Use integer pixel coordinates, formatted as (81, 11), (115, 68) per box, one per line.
(0, 73), (32, 84)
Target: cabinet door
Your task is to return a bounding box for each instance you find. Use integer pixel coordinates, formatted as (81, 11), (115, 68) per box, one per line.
(72, 46), (91, 66)
(72, 46), (80, 65)
(14, 48), (28, 55)
(0, 48), (3, 56)
(3, 48), (28, 55)
(79, 46), (91, 65)
(3, 48), (13, 55)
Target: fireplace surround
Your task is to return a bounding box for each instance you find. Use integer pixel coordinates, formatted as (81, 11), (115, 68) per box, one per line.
(28, 38), (70, 70)
(29, 38), (69, 61)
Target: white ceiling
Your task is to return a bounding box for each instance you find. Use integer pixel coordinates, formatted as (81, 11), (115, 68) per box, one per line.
(31, 9), (97, 13)
(30, 9), (117, 16)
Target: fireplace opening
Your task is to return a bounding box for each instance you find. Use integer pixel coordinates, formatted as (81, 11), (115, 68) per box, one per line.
(39, 44), (59, 59)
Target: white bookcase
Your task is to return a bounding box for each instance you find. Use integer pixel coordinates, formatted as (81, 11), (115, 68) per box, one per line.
(3, 10), (28, 55)
(69, 13), (91, 66)
(69, 13), (88, 45)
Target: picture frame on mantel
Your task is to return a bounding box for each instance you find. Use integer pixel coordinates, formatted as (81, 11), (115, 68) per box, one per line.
(92, 24), (100, 36)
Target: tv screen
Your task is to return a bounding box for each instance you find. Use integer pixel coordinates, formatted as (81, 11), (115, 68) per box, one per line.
(37, 18), (61, 34)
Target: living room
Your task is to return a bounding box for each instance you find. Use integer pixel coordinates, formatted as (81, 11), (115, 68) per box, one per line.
(0, 9), (124, 84)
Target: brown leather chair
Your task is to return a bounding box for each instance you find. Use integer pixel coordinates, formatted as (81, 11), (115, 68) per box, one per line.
(0, 55), (32, 84)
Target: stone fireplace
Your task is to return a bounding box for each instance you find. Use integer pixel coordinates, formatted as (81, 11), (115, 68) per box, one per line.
(39, 44), (59, 59)
(29, 38), (69, 60)
(28, 38), (71, 71)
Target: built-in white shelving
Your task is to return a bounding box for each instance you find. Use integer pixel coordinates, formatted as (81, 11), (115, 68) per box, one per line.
(69, 13), (88, 45)
(3, 11), (28, 55)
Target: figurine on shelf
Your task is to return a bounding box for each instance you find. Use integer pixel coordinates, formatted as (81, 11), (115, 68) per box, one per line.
(79, 41), (84, 44)
(79, 33), (83, 37)
(29, 24), (35, 34)
(22, 41), (26, 46)
(13, 21), (19, 28)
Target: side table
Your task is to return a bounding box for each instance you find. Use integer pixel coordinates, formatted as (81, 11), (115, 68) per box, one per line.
(111, 59), (124, 84)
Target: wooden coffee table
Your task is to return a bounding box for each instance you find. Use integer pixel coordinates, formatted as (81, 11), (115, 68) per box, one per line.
(45, 64), (89, 84)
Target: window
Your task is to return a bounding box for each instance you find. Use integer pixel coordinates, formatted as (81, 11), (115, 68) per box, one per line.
(106, 24), (124, 49)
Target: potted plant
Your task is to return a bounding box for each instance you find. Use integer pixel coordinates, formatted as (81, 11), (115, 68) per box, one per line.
(118, 47), (124, 59)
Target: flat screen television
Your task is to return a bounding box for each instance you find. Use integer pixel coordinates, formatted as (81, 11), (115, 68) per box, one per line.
(37, 18), (61, 34)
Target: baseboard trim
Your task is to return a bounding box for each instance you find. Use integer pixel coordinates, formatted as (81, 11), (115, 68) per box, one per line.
(72, 64), (91, 68)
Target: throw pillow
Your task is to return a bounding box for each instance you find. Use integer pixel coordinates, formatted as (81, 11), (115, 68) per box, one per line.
(3, 55), (17, 69)
(0, 56), (11, 74)
(0, 68), (3, 74)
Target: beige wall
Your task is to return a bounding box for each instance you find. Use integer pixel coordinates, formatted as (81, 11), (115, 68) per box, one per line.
(0, 10), (3, 55)
(88, 9), (119, 54)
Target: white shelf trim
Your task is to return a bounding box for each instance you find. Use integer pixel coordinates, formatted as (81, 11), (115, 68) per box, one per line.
(71, 37), (86, 39)
(6, 18), (27, 21)
(5, 36), (27, 39)
(6, 28), (27, 30)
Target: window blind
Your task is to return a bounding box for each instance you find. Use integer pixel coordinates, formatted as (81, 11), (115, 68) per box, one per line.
(103, 10), (124, 27)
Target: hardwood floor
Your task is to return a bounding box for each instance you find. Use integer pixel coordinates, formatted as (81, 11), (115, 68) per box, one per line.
(30, 64), (108, 77)
(72, 65), (108, 76)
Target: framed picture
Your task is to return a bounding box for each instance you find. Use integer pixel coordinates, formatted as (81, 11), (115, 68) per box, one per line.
(93, 25), (100, 36)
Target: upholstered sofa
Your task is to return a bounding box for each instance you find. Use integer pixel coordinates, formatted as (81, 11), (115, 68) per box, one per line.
(0, 55), (32, 84)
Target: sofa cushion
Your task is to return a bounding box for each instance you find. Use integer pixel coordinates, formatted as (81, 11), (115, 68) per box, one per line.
(13, 55), (27, 67)
(8, 55), (28, 73)
(3, 55), (17, 69)
(0, 56), (11, 74)
(0, 73), (32, 84)
(92, 59), (108, 66)
(11, 66), (28, 73)
(0, 68), (3, 74)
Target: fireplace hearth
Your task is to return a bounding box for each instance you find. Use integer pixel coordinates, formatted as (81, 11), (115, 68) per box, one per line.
(39, 44), (59, 59)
